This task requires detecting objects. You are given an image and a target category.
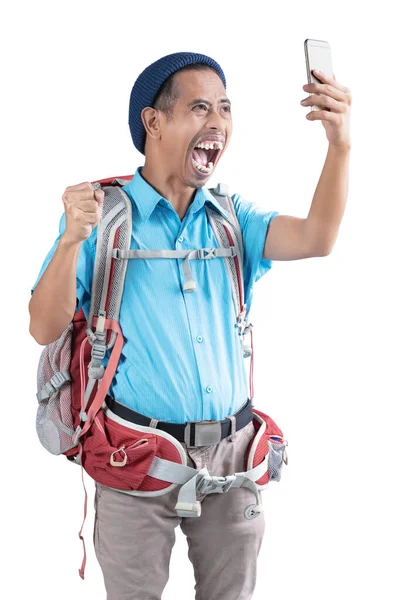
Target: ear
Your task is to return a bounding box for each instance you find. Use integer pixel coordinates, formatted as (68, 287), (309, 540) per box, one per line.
(141, 107), (161, 142)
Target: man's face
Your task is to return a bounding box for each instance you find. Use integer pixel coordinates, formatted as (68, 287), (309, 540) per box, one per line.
(156, 68), (232, 188)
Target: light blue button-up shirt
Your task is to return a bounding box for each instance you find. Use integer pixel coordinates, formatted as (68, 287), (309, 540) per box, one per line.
(32, 167), (279, 423)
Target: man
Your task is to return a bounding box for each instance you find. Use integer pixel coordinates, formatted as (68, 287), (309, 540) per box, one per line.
(29, 52), (351, 599)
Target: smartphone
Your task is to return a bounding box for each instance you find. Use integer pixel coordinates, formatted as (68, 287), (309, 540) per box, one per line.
(304, 39), (334, 111)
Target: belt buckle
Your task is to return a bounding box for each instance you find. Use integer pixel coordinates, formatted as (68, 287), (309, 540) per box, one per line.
(184, 420), (222, 447)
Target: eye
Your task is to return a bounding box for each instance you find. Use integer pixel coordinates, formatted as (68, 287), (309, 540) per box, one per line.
(222, 104), (231, 113)
(193, 103), (208, 112)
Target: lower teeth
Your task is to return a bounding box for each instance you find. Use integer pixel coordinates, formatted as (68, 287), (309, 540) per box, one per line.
(193, 160), (214, 173)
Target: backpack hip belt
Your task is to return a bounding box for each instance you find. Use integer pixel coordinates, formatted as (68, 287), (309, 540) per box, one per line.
(86, 399), (275, 520)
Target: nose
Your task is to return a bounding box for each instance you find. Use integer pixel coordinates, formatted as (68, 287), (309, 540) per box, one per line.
(206, 106), (227, 130)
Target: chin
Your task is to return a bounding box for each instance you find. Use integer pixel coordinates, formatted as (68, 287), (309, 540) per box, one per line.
(185, 157), (215, 188)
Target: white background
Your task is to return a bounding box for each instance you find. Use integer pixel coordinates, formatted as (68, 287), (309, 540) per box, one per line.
(2, 1), (399, 598)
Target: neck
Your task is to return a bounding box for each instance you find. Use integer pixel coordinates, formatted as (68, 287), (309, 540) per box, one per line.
(141, 158), (197, 220)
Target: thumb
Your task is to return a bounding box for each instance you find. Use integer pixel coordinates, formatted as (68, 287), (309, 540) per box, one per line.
(94, 188), (105, 206)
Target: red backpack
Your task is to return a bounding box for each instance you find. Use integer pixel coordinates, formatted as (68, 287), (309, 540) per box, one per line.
(35, 174), (288, 578)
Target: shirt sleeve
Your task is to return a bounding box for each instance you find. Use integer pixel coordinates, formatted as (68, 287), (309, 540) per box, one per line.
(31, 213), (95, 313)
(231, 193), (279, 311)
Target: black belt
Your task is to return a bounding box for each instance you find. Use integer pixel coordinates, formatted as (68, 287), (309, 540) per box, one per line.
(104, 394), (254, 446)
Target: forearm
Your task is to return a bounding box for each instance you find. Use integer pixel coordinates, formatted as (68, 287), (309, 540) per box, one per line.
(29, 235), (82, 345)
(305, 143), (351, 254)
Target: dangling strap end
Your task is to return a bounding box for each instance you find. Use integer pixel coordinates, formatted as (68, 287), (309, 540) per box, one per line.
(184, 280), (197, 292)
(77, 443), (88, 580)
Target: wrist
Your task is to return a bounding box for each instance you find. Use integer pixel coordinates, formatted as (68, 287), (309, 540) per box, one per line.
(59, 233), (83, 251)
(328, 141), (351, 153)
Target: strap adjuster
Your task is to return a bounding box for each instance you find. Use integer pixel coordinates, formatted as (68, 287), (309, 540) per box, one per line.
(197, 248), (216, 260)
(50, 371), (70, 389)
(37, 371), (71, 401)
(92, 342), (107, 361)
(235, 305), (253, 338)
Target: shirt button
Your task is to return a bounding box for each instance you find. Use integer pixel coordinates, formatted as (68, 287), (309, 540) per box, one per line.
(196, 335), (203, 343)
(206, 386), (213, 393)
(178, 235), (184, 242)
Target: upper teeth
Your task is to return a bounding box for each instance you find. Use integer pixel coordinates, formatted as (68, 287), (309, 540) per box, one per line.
(195, 141), (224, 150)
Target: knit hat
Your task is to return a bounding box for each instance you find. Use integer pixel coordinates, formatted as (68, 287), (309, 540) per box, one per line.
(128, 52), (226, 155)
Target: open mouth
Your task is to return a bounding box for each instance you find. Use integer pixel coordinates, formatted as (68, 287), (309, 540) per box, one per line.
(191, 141), (224, 175)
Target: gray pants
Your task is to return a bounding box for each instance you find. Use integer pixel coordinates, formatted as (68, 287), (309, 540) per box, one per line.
(93, 419), (265, 599)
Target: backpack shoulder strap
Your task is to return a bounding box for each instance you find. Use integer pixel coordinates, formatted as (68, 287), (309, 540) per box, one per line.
(206, 184), (254, 377)
(206, 184), (245, 321)
(77, 182), (132, 430)
(87, 182), (132, 339)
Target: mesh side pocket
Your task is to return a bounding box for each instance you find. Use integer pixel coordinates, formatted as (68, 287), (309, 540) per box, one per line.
(268, 440), (286, 482)
(36, 323), (76, 455)
(248, 409), (288, 487)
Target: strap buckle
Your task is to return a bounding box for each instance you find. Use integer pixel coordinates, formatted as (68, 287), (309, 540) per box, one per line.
(197, 248), (216, 260)
(196, 474), (236, 494)
(236, 304), (253, 338)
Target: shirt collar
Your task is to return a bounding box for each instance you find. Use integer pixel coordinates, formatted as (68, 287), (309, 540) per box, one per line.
(122, 167), (164, 223)
(122, 167), (230, 223)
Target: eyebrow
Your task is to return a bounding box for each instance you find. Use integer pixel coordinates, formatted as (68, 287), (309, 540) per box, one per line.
(189, 97), (231, 107)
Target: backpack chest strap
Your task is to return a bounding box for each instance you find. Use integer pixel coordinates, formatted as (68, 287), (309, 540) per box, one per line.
(112, 246), (237, 293)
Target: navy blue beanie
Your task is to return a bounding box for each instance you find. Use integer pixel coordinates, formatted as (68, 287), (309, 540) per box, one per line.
(128, 52), (226, 155)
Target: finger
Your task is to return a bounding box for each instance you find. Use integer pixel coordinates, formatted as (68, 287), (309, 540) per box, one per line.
(81, 217), (100, 226)
(312, 69), (347, 93)
(64, 182), (95, 193)
(74, 205), (100, 216)
(94, 188), (105, 205)
(306, 109), (337, 122)
(74, 207), (100, 222)
(303, 94), (346, 113)
(305, 82), (345, 103)
(63, 190), (97, 204)
(75, 200), (100, 211)
(85, 216), (100, 225)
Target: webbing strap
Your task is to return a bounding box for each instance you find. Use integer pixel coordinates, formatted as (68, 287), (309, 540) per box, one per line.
(112, 248), (236, 259)
(77, 316), (124, 440)
(203, 194), (254, 399)
(113, 247), (236, 293)
(83, 377), (97, 411)
(147, 456), (267, 518)
(77, 442), (88, 579)
(249, 329), (254, 400)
